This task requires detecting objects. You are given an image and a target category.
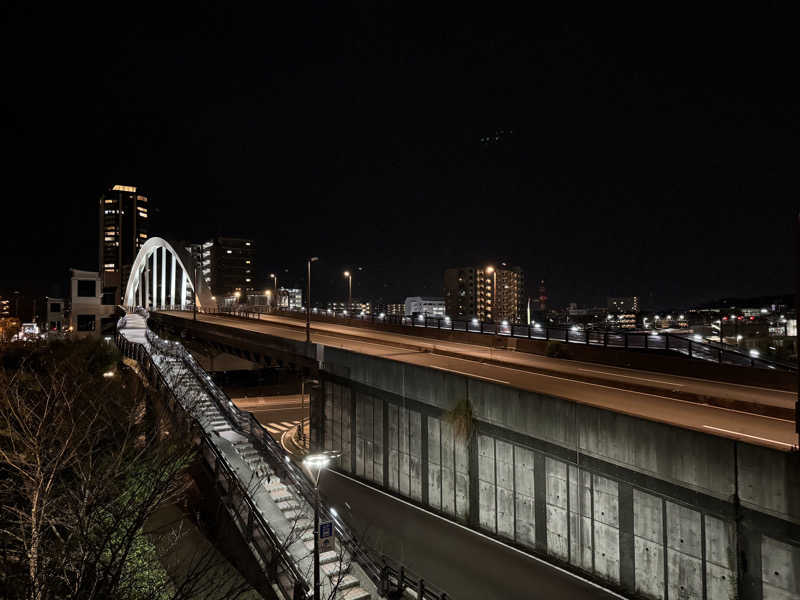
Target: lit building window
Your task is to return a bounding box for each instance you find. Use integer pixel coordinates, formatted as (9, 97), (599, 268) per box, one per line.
(226, 250), (232, 254)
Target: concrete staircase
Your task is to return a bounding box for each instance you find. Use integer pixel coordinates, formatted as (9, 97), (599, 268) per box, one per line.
(145, 339), (373, 600)
(231, 438), (371, 600)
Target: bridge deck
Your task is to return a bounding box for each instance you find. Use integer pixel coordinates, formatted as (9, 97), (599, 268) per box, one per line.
(162, 311), (798, 451)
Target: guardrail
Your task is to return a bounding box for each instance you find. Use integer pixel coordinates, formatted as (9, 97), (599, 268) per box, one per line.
(146, 302), (793, 373)
(119, 310), (453, 600)
(116, 332), (310, 599)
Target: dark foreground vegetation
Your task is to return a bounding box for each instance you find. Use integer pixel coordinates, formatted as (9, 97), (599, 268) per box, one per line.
(0, 339), (250, 600)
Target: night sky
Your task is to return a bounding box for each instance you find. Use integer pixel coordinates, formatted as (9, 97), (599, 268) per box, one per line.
(1, 4), (796, 313)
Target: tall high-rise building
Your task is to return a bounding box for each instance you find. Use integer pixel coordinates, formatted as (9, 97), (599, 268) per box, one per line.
(444, 264), (526, 323)
(187, 237), (255, 298)
(99, 184), (149, 303)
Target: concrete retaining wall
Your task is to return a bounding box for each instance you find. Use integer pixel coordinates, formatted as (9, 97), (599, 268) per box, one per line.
(318, 347), (800, 600)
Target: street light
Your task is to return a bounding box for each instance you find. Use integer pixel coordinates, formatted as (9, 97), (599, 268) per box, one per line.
(343, 270), (352, 311)
(306, 257), (319, 343)
(270, 273), (278, 310)
(303, 451), (341, 600)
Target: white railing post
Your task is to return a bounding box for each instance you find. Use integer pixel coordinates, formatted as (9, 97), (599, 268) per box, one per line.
(181, 270), (188, 309)
(170, 252), (177, 309)
(160, 244), (167, 308)
(152, 248), (158, 310)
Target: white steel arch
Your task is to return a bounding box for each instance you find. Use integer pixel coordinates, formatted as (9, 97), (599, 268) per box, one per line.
(124, 237), (214, 310)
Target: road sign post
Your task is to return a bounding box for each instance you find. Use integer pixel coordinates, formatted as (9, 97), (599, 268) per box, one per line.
(319, 520), (335, 552)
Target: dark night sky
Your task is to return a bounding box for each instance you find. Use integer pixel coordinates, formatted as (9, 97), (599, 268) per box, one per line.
(1, 4), (796, 312)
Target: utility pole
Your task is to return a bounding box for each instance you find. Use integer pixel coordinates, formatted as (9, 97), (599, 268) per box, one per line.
(306, 257), (318, 343)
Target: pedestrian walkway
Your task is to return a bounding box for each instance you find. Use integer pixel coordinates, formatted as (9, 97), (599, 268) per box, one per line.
(118, 314), (375, 600)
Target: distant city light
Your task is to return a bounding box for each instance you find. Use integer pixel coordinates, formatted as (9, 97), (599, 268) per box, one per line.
(693, 335), (703, 341)
(379, 312), (385, 318)
(749, 349), (760, 357)
(678, 315), (685, 320)
(472, 318), (479, 325)
(571, 325), (578, 332)
(103, 371), (114, 378)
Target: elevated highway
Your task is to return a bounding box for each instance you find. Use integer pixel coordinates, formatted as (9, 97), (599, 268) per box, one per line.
(160, 310), (796, 451)
(150, 309), (800, 600)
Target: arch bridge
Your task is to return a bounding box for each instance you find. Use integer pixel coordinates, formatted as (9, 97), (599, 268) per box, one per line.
(124, 237), (213, 310)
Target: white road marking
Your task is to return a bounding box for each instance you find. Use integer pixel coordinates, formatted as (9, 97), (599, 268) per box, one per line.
(194, 313), (796, 426)
(439, 354), (796, 423)
(577, 368), (684, 386)
(702, 425), (797, 448)
(328, 469), (627, 600)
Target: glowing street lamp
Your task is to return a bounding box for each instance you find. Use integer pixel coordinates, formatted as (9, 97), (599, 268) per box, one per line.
(303, 451), (341, 600)
(343, 270), (352, 310)
(270, 273), (278, 310)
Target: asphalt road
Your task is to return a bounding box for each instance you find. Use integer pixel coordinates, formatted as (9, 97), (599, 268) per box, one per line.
(164, 312), (797, 451)
(230, 394), (307, 438)
(319, 469), (622, 600)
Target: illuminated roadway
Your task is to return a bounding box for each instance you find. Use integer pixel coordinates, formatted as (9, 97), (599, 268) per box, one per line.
(162, 311), (797, 451)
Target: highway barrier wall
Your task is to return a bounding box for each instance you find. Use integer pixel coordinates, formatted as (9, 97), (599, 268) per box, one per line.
(318, 347), (800, 600)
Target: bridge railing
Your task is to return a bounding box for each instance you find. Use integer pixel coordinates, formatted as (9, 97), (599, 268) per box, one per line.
(129, 314), (454, 599)
(180, 304), (795, 373)
(115, 331), (311, 599)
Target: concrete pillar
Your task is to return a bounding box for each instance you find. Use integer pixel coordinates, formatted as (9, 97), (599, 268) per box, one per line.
(170, 252), (176, 308)
(181, 270), (188, 309)
(152, 248), (158, 309)
(309, 382), (324, 452)
(160, 245), (166, 308)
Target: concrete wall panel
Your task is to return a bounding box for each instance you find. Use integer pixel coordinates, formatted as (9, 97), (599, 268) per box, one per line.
(762, 536), (800, 600)
(546, 458), (569, 559)
(580, 407), (735, 500)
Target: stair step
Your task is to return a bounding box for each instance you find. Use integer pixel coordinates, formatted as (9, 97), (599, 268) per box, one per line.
(271, 490), (292, 502)
(340, 588), (370, 600)
(276, 500), (299, 511)
(302, 529), (314, 542)
(282, 509), (301, 520)
(335, 574), (360, 591)
(322, 562), (348, 577)
(319, 550), (339, 565)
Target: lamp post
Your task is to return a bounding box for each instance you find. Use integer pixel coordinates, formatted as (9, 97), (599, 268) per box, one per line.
(303, 451), (340, 600)
(306, 257), (319, 343)
(193, 264), (198, 321)
(265, 289), (272, 313)
(270, 273), (278, 311)
(343, 270), (352, 311)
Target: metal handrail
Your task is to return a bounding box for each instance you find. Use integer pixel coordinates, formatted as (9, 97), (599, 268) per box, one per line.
(115, 332), (310, 598)
(128, 313), (453, 599)
(180, 304), (795, 373)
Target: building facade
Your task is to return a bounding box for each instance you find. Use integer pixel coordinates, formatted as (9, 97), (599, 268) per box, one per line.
(187, 237), (255, 298)
(444, 265), (526, 323)
(607, 296), (640, 313)
(68, 269), (116, 337)
(45, 297), (65, 331)
(404, 296), (445, 318)
(99, 184), (149, 305)
(386, 303), (404, 317)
